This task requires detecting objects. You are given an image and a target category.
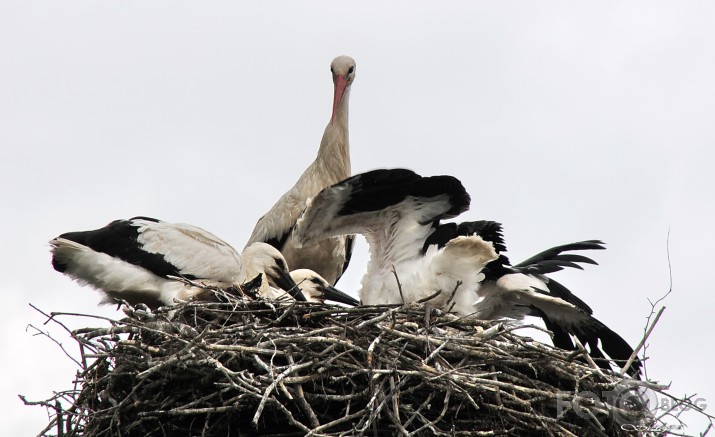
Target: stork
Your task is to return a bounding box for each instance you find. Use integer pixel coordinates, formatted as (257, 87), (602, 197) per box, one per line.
(245, 55), (356, 286)
(295, 168), (641, 376)
(50, 216), (307, 308)
(289, 269), (359, 306)
(231, 269), (359, 306)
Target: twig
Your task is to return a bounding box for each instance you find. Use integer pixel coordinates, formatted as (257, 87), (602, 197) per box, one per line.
(620, 306), (665, 376)
(22, 297), (706, 436)
(391, 266), (405, 304)
(26, 324), (83, 368)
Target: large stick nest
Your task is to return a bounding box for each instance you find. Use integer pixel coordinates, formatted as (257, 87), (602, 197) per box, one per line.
(29, 289), (674, 437)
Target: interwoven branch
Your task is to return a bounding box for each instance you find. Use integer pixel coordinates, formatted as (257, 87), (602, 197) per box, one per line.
(23, 290), (709, 437)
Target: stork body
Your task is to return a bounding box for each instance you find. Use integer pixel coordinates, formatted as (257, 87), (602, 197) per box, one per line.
(296, 169), (482, 306)
(295, 168), (641, 376)
(51, 217), (304, 308)
(428, 222), (638, 374)
(246, 56), (357, 286)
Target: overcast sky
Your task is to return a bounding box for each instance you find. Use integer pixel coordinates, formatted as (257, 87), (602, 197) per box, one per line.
(1, 1), (713, 434)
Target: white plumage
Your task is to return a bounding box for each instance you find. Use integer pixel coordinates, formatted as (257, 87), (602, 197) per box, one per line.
(295, 168), (641, 376)
(295, 169), (480, 307)
(51, 217), (303, 308)
(246, 55), (357, 286)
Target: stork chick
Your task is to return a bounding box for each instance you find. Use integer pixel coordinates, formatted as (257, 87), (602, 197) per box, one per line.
(51, 216), (305, 308)
(290, 269), (360, 306)
(295, 168), (641, 377)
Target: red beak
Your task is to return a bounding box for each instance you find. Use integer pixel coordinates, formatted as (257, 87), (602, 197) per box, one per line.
(331, 74), (349, 123)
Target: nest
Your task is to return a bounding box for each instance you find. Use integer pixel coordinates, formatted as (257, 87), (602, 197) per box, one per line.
(27, 288), (692, 437)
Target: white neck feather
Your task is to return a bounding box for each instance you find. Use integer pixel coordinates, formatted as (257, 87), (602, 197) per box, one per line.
(316, 89), (351, 179)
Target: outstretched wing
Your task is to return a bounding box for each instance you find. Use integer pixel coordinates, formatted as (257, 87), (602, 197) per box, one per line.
(513, 240), (605, 274)
(295, 168), (471, 244)
(484, 274), (641, 377)
(509, 240), (605, 315)
(531, 304), (642, 377)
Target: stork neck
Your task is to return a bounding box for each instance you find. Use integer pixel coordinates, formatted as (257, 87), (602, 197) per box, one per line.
(316, 89), (351, 180)
(331, 88), (350, 127)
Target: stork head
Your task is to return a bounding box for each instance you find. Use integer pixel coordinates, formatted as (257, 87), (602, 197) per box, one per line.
(290, 269), (360, 306)
(330, 55), (356, 123)
(242, 243), (306, 301)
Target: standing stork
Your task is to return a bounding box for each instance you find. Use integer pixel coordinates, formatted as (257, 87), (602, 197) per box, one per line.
(245, 55), (357, 286)
(50, 216), (307, 308)
(295, 169), (641, 376)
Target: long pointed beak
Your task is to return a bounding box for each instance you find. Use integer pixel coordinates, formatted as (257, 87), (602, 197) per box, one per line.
(273, 269), (307, 301)
(321, 283), (360, 306)
(331, 74), (348, 123)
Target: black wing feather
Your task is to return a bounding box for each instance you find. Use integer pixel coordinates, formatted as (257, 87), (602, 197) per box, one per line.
(337, 169), (471, 220)
(576, 318), (642, 378)
(422, 220), (507, 255)
(55, 217), (193, 280)
(337, 169), (421, 216)
(511, 240), (603, 276)
(514, 240), (605, 270)
(544, 278), (594, 315)
(530, 306), (641, 377)
(264, 227), (293, 253)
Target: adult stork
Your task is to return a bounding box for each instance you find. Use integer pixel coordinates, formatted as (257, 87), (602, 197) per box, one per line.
(295, 168), (642, 376)
(50, 216), (309, 309)
(245, 55), (356, 286)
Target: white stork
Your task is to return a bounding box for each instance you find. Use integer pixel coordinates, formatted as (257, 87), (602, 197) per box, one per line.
(245, 55), (356, 286)
(50, 216), (308, 308)
(227, 269), (360, 306)
(295, 168), (641, 376)
(289, 269), (359, 306)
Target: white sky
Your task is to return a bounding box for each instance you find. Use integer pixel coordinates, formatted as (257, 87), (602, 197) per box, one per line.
(1, 1), (713, 434)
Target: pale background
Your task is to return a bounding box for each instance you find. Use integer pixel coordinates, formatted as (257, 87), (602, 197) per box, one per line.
(1, 1), (713, 434)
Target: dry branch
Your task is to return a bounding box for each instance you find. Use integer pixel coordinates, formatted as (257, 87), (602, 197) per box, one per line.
(23, 288), (710, 437)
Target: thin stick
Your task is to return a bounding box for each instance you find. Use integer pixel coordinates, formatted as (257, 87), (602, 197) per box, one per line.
(391, 266), (405, 304)
(573, 337), (603, 375)
(620, 306), (665, 376)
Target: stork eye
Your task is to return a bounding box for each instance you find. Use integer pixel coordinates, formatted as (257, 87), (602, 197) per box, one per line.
(348, 66), (354, 74)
